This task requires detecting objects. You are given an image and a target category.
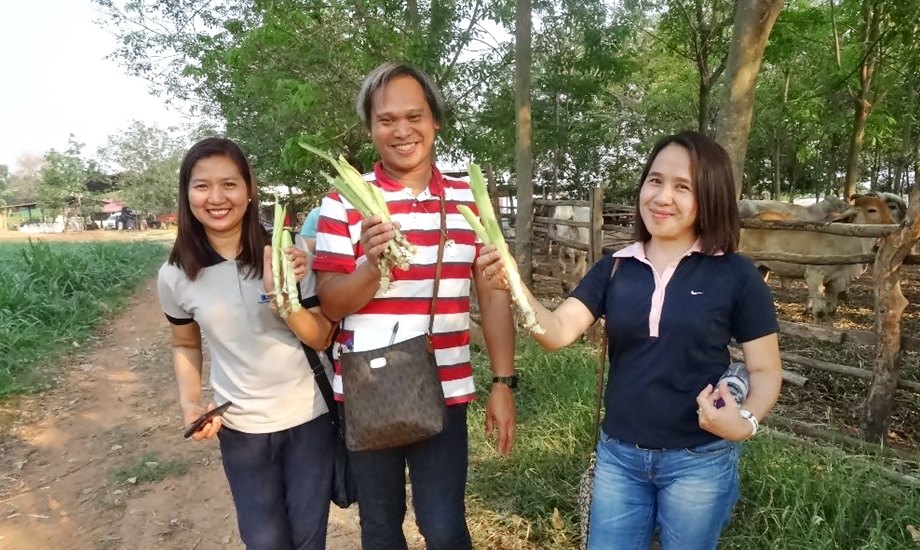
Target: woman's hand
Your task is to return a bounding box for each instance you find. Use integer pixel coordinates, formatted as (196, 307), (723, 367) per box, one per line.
(262, 245), (309, 294)
(288, 246), (308, 283)
(696, 380), (754, 441)
(475, 245), (512, 291)
(181, 401), (222, 441)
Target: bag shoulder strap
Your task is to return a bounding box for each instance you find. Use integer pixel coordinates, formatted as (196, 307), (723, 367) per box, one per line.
(592, 257), (622, 446)
(301, 341), (341, 429)
(427, 192), (447, 335)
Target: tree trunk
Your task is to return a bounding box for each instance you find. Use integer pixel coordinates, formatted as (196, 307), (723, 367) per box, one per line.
(484, 163), (501, 228)
(843, 1), (885, 198)
(788, 156), (798, 202)
(772, 139), (781, 200)
(714, 0), (785, 200)
(915, 139), (920, 191)
(844, 98), (873, 198)
(406, 0), (420, 31)
(514, 0), (533, 286)
(870, 146), (881, 191)
(826, 133), (841, 197)
(862, 180), (920, 441)
(893, 86), (916, 195)
(698, 79), (710, 134)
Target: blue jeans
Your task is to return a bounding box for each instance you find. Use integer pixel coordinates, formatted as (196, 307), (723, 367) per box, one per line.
(346, 403), (472, 550)
(588, 432), (740, 550)
(218, 413), (336, 550)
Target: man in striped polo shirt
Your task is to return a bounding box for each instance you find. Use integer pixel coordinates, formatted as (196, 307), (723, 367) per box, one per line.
(314, 62), (517, 550)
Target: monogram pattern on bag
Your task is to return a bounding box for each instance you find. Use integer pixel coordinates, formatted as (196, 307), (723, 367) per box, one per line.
(341, 335), (446, 451)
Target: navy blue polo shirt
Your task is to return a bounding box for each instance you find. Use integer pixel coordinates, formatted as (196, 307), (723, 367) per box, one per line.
(571, 241), (778, 449)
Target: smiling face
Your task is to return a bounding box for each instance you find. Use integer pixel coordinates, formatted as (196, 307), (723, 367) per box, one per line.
(187, 155), (250, 238)
(638, 143), (699, 246)
(369, 74), (439, 179)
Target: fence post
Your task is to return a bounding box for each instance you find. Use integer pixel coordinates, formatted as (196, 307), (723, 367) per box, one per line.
(484, 164), (501, 227)
(588, 185), (605, 344)
(589, 186), (604, 265)
(861, 181), (920, 442)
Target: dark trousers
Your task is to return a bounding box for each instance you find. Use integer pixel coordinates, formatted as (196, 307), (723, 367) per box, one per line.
(218, 413), (336, 550)
(346, 403), (472, 550)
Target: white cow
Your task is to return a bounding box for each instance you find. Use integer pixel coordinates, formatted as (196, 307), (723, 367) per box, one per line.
(551, 205), (591, 285)
(739, 194), (895, 319)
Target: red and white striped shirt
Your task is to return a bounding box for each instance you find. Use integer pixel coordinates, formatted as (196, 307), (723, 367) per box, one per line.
(312, 162), (481, 405)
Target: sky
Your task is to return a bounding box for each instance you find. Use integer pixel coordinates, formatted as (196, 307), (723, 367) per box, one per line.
(0, 0), (189, 170)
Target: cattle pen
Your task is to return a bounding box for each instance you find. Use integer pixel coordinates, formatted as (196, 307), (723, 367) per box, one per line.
(493, 185), (920, 455)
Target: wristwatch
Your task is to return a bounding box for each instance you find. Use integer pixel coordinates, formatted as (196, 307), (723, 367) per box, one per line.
(492, 375), (519, 390)
(739, 409), (759, 438)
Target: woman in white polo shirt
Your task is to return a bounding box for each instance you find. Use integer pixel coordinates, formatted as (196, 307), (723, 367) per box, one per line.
(157, 137), (337, 550)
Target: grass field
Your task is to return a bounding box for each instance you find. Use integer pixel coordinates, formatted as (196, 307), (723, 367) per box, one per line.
(467, 341), (920, 549)
(0, 239), (167, 396)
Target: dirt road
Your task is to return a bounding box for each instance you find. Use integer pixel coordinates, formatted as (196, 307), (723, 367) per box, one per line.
(0, 279), (424, 550)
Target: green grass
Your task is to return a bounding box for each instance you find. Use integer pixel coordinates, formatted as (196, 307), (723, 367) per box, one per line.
(112, 451), (189, 485)
(0, 239), (166, 396)
(467, 340), (920, 549)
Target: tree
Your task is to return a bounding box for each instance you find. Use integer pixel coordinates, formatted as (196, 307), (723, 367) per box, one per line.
(93, 0), (509, 195)
(840, 0), (889, 198)
(0, 165), (8, 231)
(38, 136), (88, 228)
(647, 0), (736, 133)
(515, 0), (534, 285)
(8, 153), (43, 202)
(98, 121), (185, 215)
(0, 165), (9, 197)
(714, 0), (785, 199)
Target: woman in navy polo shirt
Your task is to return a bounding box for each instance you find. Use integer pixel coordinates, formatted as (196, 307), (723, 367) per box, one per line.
(157, 137), (338, 549)
(477, 131), (782, 549)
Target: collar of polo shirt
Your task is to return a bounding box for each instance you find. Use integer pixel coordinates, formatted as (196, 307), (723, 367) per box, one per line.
(373, 161), (445, 197)
(612, 239), (724, 260)
(201, 240), (240, 267)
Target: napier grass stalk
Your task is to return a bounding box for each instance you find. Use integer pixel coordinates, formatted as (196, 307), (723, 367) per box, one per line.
(269, 197), (302, 319)
(299, 143), (415, 290)
(459, 163), (544, 335)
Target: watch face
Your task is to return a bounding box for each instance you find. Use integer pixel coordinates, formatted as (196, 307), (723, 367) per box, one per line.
(495, 376), (518, 389)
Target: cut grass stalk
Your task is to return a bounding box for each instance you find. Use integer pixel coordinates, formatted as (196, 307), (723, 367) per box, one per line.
(269, 197), (302, 319)
(299, 143), (415, 290)
(460, 163), (544, 334)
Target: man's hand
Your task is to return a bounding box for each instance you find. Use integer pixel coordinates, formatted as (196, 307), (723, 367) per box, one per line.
(485, 384), (516, 456)
(359, 215), (397, 267)
(475, 245), (511, 291)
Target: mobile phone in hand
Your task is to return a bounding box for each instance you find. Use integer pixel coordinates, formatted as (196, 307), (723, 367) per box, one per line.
(183, 401), (233, 438)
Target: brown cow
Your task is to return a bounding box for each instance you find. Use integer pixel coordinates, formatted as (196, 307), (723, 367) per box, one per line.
(739, 194), (895, 319)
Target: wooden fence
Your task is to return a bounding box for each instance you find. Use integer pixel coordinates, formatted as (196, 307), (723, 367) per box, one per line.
(501, 186), (920, 445)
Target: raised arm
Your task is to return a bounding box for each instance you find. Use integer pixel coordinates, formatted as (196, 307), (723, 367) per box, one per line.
(476, 245), (597, 350)
(315, 214), (394, 321)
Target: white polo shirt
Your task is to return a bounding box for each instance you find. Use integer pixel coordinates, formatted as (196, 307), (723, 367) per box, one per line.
(157, 250), (328, 434)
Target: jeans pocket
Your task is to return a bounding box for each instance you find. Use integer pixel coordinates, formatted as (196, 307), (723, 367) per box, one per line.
(685, 438), (735, 456)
